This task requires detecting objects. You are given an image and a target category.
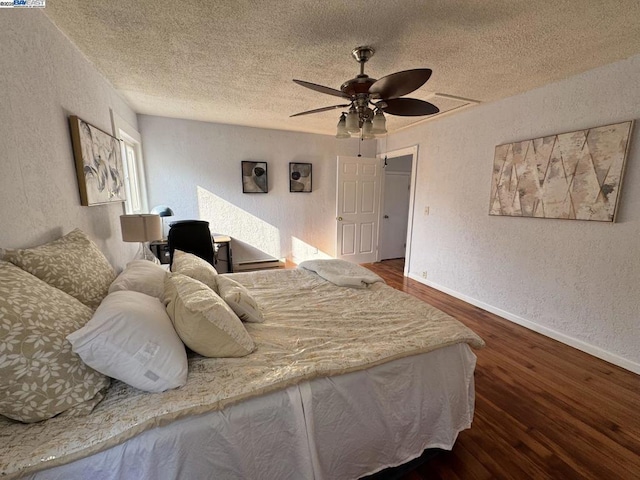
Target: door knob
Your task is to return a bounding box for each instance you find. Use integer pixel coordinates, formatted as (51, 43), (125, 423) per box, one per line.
(337, 216), (343, 221)
(383, 215), (389, 219)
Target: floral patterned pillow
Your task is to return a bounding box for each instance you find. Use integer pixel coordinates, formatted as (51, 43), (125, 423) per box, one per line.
(3, 229), (116, 310)
(0, 261), (110, 423)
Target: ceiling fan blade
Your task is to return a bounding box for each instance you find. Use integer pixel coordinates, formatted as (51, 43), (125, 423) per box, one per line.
(379, 98), (439, 116)
(290, 104), (351, 117)
(293, 79), (349, 99)
(369, 69), (432, 99)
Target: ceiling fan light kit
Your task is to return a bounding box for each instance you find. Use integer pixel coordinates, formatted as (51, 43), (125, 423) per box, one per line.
(336, 113), (351, 138)
(371, 110), (387, 134)
(345, 107), (360, 133)
(361, 118), (375, 139)
(291, 46), (439, 139)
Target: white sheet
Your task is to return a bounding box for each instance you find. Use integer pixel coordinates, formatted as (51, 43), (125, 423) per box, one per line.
(27, 344), (477, 480)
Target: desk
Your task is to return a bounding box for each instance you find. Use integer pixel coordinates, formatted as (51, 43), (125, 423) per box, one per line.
(212, 235), (233, 273)
(149, 241), (172, 265)
(150, 234), (233, 273)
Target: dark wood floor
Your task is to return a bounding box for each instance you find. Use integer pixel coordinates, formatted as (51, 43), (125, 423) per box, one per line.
(362, 259), (640, 480)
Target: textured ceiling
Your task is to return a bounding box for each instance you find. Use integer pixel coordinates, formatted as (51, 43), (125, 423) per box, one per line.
(44, 1), (640, 136)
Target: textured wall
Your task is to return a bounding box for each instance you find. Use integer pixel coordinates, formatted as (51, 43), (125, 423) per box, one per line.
(385, 55), (640, 372)
(0, 11), (138, 270)
(139, 115), (376, 264)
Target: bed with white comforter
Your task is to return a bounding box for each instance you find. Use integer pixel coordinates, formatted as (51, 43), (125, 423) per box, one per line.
(1, 266), (483, 479)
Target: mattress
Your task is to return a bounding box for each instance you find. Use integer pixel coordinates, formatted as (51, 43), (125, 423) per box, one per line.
(25, 343), (477, 480)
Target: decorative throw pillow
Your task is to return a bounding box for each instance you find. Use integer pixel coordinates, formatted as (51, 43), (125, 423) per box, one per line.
(163, 273), (255, 358)
(0, 261), (110, 423)
(108, 259), (168, 299)
(216, 276), (265, 323)
(67, 291), (188, 392)
(3, 229), (116, 309)
(171, 249), (218, 293)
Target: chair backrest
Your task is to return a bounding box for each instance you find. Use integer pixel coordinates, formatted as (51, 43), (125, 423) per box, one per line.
(168, 220), (215, 267)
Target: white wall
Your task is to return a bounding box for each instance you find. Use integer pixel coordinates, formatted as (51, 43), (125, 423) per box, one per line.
(385, 55), (640, 373)
(139, 115), (376, 264)
(0, 11), (138, 270)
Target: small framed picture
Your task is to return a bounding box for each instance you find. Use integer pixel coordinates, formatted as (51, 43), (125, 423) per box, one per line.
(290, 162), (312, 193)
(242, 161), (268, 193)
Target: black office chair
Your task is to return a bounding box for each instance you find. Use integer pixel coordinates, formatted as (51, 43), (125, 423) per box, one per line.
(168, 220), (215, 267)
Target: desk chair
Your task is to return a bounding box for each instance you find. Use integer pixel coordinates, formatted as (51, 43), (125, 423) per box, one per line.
(167, 220), (215, 267)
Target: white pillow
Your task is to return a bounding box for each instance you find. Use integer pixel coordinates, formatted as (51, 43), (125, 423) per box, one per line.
(216, 276), (265, 323)
(109, 259), (168, 299)
(67, 291), (188, 392)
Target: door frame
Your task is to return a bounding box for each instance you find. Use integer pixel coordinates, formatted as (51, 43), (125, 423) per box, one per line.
(376, 145), (419, 276)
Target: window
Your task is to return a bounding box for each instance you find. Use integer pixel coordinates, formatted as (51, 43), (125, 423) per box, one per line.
(110, 110), (149, 214)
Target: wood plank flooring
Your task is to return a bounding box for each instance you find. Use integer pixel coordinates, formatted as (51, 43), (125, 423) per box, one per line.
(361, 259), (640, 480)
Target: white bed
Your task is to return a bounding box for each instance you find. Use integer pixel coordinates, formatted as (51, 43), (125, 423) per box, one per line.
(1, 266), (483, 479)
(25, 344), (476, 480)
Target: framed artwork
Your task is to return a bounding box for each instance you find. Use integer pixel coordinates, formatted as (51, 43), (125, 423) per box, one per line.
(242, 161), (268, 193)
(290, 162), (312, 192)
(69, 115), (126, 206)
(489, 120), (633, 222)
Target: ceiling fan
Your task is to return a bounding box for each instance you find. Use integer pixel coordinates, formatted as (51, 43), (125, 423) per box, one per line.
(290, 46), (439, 138)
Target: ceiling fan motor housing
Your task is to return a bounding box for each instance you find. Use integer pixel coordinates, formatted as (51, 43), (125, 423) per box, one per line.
(341, 75), (377, 97)
(342, 46), (379, 98)
(290, 45), (439, 122)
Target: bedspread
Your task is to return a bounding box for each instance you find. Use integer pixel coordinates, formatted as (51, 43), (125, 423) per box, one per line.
(0, 268), (484, 478)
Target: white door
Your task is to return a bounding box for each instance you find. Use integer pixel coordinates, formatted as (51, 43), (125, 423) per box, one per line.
(336, 156), (381, 264)
(379, 172), (411, 260)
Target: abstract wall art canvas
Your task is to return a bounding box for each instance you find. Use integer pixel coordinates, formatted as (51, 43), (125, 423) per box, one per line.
(242, 161), (268, 193)
(489, 121), (633, 222)
(69, 115), (126, 206)
(290, 162), (312, 192)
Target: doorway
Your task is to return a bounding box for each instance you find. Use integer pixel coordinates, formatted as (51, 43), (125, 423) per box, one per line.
(377, 146), (418, 276)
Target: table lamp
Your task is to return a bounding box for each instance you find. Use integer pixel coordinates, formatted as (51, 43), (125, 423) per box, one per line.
(150, 205), (175, 240)
(120, 214), (163, 262)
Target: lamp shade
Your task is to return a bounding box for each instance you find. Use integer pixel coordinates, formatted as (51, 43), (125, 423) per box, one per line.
(345, 108), (360, 133)
(120, 214), (162, 242)
(372, 110), (387, 135)
(336, 113), (351, 139)
(362, 118), (375, 139)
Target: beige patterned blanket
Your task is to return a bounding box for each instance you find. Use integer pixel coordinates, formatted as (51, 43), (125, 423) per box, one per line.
(0, 268), (484, 478)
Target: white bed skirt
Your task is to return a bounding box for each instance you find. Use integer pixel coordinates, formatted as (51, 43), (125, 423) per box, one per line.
(27, 344), (477, 480)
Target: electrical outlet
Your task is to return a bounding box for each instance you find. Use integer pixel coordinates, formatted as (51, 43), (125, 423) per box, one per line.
(424, 206), (430, 216)
(422, 271), (428, 279)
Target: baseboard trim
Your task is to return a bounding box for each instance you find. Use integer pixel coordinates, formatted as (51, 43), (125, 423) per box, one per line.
(407, 273), (640, 375)
(234, 259), (285, 272)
